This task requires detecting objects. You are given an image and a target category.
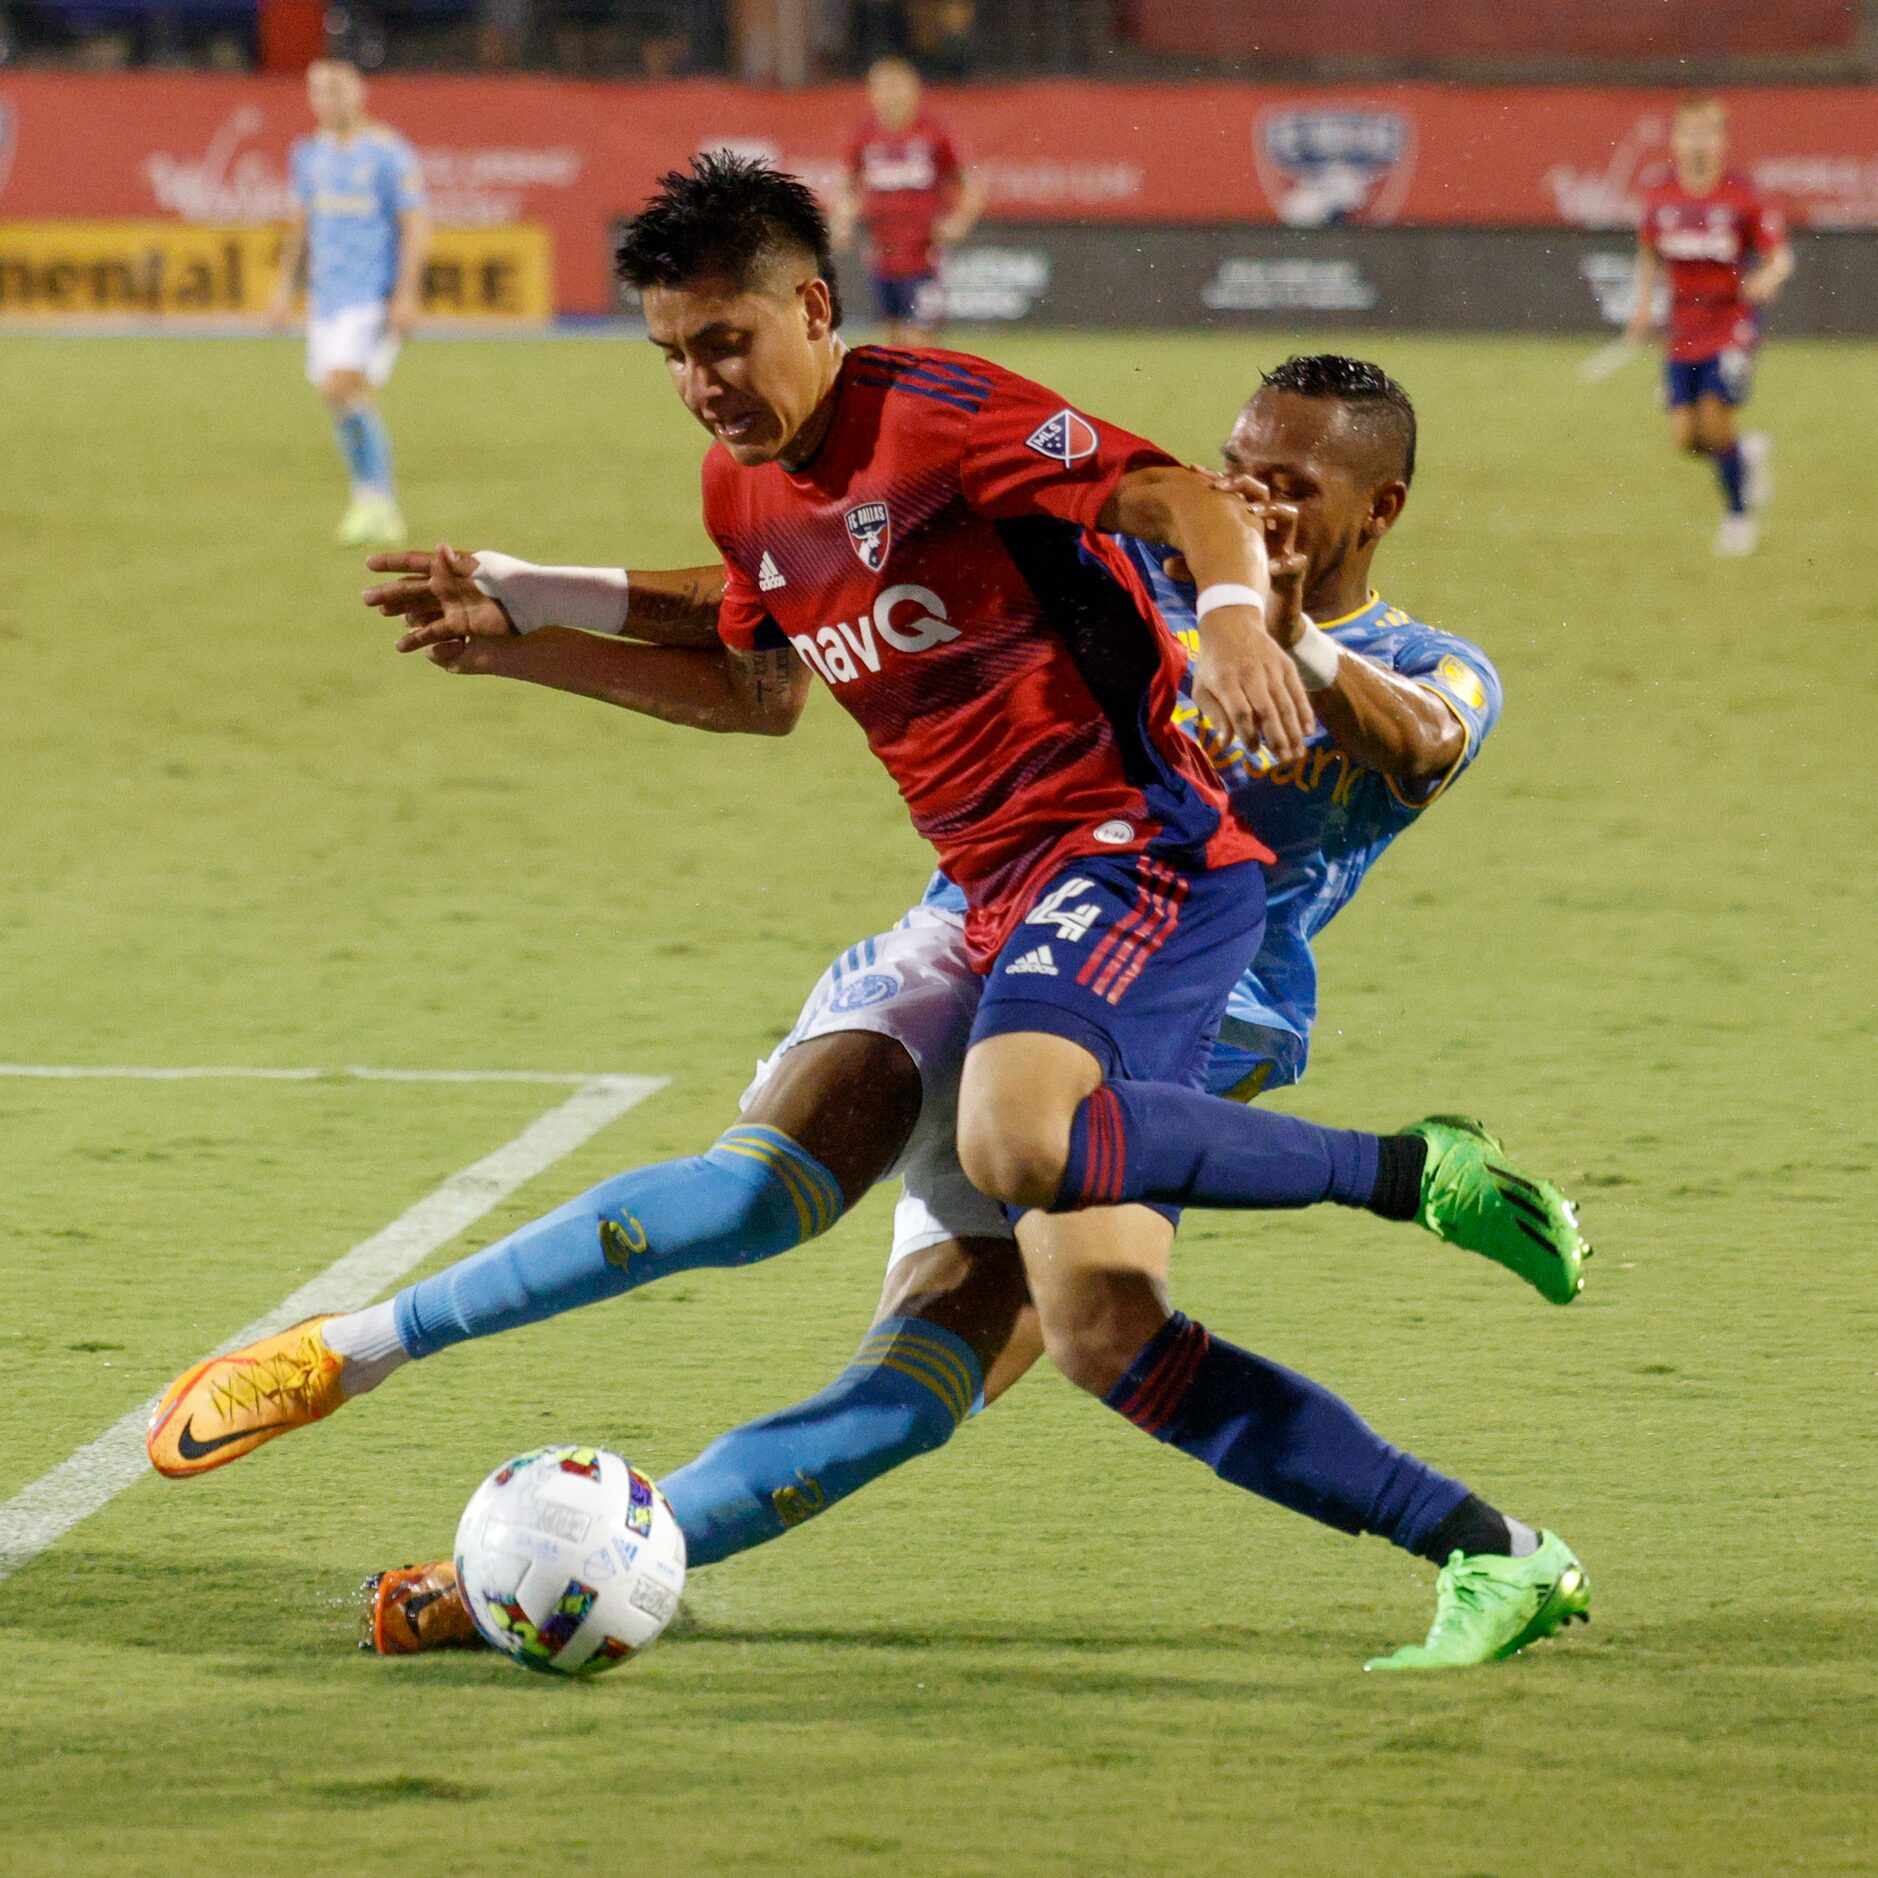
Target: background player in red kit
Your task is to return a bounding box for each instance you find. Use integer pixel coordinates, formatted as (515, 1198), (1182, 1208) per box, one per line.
(1626, 95), (1793, 557)
(832, 57), (985, 344)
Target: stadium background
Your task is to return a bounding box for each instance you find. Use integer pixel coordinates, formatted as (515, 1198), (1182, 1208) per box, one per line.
(3, 7), (1875, 1877)
(4, 2), (1878, 327)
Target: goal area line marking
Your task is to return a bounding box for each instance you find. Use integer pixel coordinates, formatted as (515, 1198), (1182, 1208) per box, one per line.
(0, 1069), (667, 1584)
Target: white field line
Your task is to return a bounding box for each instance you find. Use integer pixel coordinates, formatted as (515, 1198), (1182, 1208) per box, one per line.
(0, 1063), (609, 1084)
(0, 1072), (665, 1583)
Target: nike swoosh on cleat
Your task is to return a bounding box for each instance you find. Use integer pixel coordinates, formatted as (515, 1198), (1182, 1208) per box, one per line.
(175, 1416), (293, 1461)
(398, 1587), (449, 1625)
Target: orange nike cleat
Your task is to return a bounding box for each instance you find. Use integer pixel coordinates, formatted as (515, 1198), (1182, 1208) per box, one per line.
(146, 1315), (348, 1478)
(362, 1560), (483, 1655)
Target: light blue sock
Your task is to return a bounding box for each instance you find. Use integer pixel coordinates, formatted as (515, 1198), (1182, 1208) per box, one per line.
(391, 1125), (843, 1359)
(660, 1318), (984, 1567)
(331, 402), (396, 499)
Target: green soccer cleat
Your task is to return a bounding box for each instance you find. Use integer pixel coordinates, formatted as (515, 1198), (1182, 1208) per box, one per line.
(1402, 1115), (1590, 1304)
(1366, 1530), (1590, 1672)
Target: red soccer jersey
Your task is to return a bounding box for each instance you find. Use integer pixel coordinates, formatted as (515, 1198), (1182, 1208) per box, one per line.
(846, 114), (963, 279)
(707, 346), (1269, 969)
(1639, 169), (1785, 362)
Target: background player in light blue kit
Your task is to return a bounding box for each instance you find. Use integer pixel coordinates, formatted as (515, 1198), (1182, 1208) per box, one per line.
(269, 58), (429, 548)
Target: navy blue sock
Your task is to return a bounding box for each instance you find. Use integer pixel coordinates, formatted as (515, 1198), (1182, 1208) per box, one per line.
(1104, 1313), (1470, 1557)
(1061, 1081), (1423, 1218)
(1714, 441), (1747, 515)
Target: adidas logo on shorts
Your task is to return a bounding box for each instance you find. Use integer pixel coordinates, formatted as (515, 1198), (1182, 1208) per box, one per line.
(758, 551), (786, 592)
(1005, 945), (1058, 977)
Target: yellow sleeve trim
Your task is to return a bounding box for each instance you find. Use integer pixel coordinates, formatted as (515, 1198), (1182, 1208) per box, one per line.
(1383, 679), (1476, 813)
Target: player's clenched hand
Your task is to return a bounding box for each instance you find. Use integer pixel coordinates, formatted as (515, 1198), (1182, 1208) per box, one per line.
(1190, 607), (1314, 765)
(363, 544), (517, 651)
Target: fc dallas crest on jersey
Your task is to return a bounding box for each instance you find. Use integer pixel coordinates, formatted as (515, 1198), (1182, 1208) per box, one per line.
(845, 501), (893, 572)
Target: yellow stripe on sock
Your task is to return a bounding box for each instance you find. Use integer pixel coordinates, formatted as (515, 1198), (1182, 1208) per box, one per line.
(862, 1353), (972, 1426)
(721, 1127), (843, 1235)
(854, 1337), (971, 1416)
(855, 1333), (975, 1425)
(712, 1139), (813, 1239)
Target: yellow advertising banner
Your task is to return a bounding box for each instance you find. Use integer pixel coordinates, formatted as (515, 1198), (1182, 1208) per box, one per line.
(0, 221), (554, 321)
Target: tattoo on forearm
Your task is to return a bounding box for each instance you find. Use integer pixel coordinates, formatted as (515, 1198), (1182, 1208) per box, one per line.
(744, 647), (796, 712)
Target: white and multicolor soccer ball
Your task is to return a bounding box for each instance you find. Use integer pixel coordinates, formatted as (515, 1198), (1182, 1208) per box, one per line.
(453, 1445), (687, 1676)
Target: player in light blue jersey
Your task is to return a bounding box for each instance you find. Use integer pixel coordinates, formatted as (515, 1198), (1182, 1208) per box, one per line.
(269, 59), (429, 548)
(267, 357), (1584, 1669)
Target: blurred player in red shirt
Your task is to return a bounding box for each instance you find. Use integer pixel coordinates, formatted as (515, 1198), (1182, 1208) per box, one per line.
(1626, 96), (1794, 556)
(832, 57), (985, 345)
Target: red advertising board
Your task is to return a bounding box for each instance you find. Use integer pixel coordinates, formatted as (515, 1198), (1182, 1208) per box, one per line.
(3, 73), (1875, 313)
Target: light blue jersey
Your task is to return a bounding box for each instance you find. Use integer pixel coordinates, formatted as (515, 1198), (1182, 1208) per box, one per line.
(291, 126), (426, 317)
(922, 536), (1502, 1097)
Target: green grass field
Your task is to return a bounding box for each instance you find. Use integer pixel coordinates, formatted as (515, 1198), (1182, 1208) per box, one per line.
(1, 327), (1874, 1876)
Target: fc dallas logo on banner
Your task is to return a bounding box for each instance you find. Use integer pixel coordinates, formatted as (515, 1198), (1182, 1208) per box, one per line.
(845, 501), (892, 573)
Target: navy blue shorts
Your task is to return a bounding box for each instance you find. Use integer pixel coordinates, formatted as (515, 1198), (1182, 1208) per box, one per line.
(872, 271), (944, 327)
(1665, 350), (1753, 408)
(970, 852), (1267, 1092)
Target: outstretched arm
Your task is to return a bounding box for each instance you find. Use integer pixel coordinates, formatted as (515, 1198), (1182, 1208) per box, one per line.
(365, 548), (725, 649)
(366, 545), (800, 734)
(420, 629), (808, 737)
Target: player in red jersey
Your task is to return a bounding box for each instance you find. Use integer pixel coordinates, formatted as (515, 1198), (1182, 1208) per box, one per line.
(608, 154), (1579, 1626)
(831, 57), (984, 344)
(1626, 96), (1793, 556)
(149, 157), (1591, 1669)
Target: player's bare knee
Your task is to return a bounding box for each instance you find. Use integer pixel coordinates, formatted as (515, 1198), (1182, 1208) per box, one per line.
(956, 1109), (1066, 1210)
(958, 1035), (1098, 1208)
(1034, 1295), (1136, 1398)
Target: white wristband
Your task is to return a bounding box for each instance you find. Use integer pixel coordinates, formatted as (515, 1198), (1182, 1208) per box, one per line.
(1288, 621), (1341, 692)
(1194, 583), (1267, 621)
(470, 552), (631, 636)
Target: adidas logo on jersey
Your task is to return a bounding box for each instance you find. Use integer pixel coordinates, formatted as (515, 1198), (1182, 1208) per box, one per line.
(758, 551), (787, 592)
(1005, 945), (1058, 977)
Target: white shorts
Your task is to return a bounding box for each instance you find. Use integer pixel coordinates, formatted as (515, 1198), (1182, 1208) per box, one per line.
(305, 302), (401, 389)
(739, 905), (1011, 1271)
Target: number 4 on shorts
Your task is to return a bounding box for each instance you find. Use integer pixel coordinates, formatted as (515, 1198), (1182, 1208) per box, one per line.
(1026, 879), (1103, 944)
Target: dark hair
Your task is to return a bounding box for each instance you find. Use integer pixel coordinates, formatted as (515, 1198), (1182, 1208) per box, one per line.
(1257, 353), (1417, 485)
(615, 149), (843, 327)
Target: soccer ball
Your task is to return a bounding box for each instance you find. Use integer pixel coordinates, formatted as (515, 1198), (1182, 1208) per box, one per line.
(453, 1445), (687, 1675)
